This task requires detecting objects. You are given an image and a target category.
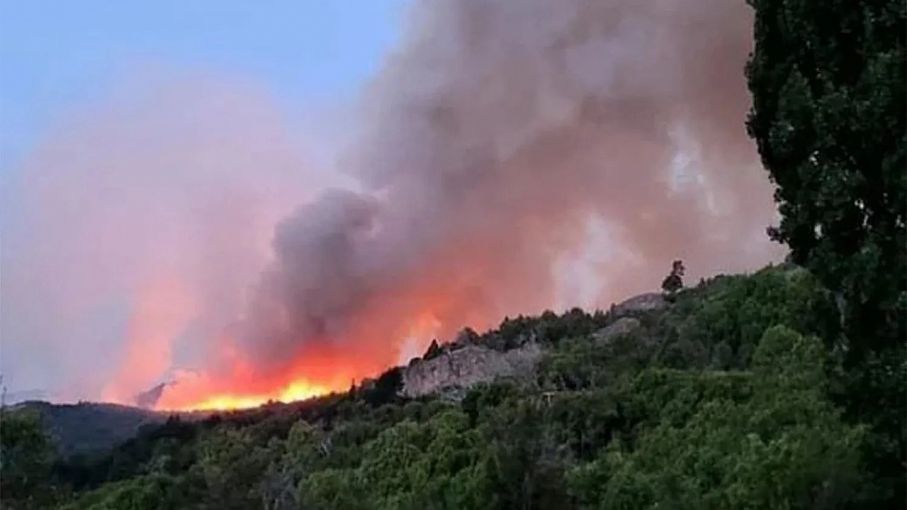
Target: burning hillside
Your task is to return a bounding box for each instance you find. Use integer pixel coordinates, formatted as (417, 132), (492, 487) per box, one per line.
(123, 0), (783, 411)
(8, 0), (783, 410)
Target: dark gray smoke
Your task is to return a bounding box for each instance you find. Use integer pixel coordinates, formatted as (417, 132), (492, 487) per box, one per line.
(227, 0), (783, 380)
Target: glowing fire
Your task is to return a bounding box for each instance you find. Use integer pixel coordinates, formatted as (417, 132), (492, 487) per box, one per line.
(130, 301), (467, 413)
(165, 378), (332, 411)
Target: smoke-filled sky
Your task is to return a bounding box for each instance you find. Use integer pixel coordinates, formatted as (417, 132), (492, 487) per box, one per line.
(1, 0), (785, 407)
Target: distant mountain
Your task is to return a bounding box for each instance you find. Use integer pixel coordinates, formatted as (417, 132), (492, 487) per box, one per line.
(4, 388), (47, 404)
(8, 400), (167, 457)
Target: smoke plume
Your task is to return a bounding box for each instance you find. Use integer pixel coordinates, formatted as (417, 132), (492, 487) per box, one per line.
(4, 0), (786, 408)
(157, 0), (783, 407)
(1, 73), (320, 402)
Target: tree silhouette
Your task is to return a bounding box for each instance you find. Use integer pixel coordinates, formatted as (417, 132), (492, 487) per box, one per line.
(661, 260), (685, 297)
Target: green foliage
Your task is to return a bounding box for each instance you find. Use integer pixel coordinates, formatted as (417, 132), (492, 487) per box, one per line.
(61, 473), (202, 510)
(20, 265), (902, 508)
(746, 0), (906, 352)
(538, 330), (653, 391)
(660, 266), (839, 368)
(746, 2), (906, 501)
(298, 410), (494, 510)
(1, 410), (59, 508)
(195, 427), (277, 509)
(568, 327), (865, 509)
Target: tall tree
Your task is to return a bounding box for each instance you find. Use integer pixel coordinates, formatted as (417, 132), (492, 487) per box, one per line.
(661, 260), (685, 298)
(745, 0), (906, 352)
(745, 1), (906, 503)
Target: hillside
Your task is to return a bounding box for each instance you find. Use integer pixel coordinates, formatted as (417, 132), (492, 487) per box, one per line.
(8, 401), (166, 458)
(5, 264), (900, 509)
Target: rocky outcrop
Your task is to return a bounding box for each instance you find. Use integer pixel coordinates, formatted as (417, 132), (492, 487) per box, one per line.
(400, 293), (668, 398)
(611, 292), (666, 316)
(593, 317), (641, 345)
(422, 339), (443, 360)
(401, 342), (542, 398)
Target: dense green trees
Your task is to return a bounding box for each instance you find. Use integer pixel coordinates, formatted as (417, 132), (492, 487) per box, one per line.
(300, 411), (494, 509)
(746, 0), (906, 352)
(746, 0), (906, 502)
(1, 411), (58, 509)
(661, 266), (839, 369)
(21, 264), (892, 509)
(568, 327), (865, 509)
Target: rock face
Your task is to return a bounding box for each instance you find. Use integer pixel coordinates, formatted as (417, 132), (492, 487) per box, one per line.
(401, 342), (542, 398)
(593, 317), (641, 345)
(400, 292), (668, 398)
(612, 292), (666, 316)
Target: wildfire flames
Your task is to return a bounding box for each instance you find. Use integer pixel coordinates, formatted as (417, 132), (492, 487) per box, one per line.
(6, 0), (784, 411)
(144, 308), (451, 412)
(161, 379), (332, 412)
(149, 342), (394, 411)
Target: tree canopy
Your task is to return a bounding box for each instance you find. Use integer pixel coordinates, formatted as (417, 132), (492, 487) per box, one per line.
(10, 265), (900, 509)
(746, 0), (906, 351)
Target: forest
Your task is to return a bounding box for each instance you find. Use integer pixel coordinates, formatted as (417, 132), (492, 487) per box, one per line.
(2, 0), (905, 508)
(3, 265), (903, 509)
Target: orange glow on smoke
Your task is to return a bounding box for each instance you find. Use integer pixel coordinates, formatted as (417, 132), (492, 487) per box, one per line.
(101, 277), (197, 404)
(153, 324), (408, 411)
(152, 296), (494, 412)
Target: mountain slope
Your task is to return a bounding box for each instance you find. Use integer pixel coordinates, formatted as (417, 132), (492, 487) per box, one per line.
(8, 401), (166, 458)
(5, 265), (891, 509)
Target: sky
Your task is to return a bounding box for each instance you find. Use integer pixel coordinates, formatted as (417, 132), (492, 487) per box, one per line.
(0, 0), (408, 173)
(0, 0), (409, 399)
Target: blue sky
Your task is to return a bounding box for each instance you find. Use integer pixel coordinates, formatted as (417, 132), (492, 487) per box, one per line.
(0, 0), (408, 174)
(0, 1), (410, 398)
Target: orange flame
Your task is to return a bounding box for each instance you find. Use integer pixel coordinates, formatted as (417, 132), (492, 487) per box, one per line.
(151, 295), (489, 412)
(162, 378), (332, 411)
